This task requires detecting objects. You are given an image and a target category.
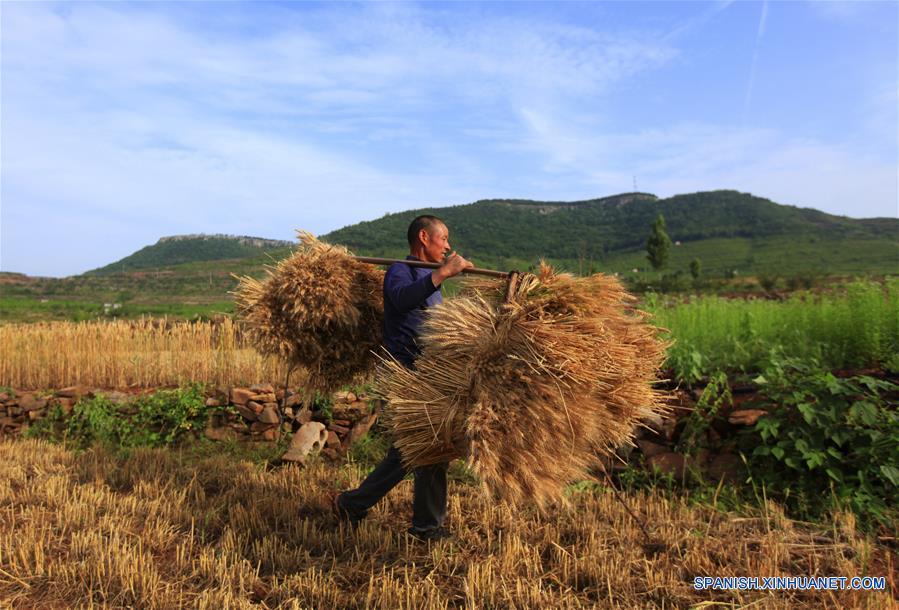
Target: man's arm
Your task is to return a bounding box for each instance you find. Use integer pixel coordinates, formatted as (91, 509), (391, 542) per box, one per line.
(384, 252), (473, 313)
(384, 266), (439, 314)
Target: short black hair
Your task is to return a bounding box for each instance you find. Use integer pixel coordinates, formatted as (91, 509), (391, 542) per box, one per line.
(407, 215), (445, 247)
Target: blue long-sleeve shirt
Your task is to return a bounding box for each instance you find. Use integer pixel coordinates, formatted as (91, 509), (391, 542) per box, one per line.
(382, 255), (443, 368)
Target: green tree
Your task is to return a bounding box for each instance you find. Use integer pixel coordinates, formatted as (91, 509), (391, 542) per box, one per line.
(689, 258), (702, 280)
(646, 214), (672, 271)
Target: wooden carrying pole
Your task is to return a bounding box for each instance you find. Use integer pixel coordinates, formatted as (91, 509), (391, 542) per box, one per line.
(352, 256), (509, 278)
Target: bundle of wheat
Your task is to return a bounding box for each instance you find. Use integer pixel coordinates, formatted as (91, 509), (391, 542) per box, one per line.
(232, 231), (384, 394)
(379, 262), (668, 508)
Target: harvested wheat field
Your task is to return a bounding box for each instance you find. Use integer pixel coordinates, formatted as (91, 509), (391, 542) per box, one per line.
(1, 439), (894, 609)
(0, 317), (288, 390)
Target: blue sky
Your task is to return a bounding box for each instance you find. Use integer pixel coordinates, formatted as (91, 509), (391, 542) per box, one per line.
(1, 1), (896, 277)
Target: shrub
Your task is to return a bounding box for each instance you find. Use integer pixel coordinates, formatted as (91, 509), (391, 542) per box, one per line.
(29, 384), (209, 450)
(742, 357), (899, 528)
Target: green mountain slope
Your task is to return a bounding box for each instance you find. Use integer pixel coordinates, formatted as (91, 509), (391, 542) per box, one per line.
(2, 190), (896, 322)
(86, 234), (294, 276)
(322, 190), (897, 263)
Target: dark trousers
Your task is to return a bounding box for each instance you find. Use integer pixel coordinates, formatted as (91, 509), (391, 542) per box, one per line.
(338, 444), (448, 533)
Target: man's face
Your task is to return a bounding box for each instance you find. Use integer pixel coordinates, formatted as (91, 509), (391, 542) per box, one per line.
(420, 222), (450, 263)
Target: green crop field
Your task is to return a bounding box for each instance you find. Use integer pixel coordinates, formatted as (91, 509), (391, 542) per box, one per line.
(648, 279), (899, 382)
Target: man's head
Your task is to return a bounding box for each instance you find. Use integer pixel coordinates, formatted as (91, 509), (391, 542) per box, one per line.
(407, 215), (450, 263)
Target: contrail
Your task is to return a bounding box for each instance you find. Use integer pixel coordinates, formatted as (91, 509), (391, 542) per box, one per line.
(743, 0), (768, 123)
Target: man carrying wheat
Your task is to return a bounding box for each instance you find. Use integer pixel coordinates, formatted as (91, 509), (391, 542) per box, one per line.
(333, 215), (472, 541)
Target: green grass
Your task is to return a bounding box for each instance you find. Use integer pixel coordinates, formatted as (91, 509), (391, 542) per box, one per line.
(598, 235), (899, 279)
(0, 296), (235, 323)
(649, 278), (899, 381)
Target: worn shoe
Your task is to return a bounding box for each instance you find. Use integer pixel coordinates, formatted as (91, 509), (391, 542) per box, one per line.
(407, 526), (451, 542)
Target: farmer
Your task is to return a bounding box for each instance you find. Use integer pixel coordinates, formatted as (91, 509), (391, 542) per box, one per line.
(333, 214), (472, 541)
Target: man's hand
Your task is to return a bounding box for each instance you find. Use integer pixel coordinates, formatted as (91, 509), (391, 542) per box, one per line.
(431, 251), (473, 287)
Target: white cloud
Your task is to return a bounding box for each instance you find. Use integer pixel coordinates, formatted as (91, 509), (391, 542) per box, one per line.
(514, 109), (897, 218)
(2, 1), (894, 278)
(2, 2), (676, 276)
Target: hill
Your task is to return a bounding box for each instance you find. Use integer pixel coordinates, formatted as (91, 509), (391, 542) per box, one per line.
(2, 190), (896, 322)
(85, 234), (294, 276)
(322, 190), (898, 274)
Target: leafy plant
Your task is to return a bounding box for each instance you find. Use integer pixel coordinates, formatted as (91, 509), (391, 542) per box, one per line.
(677, 371), (732, 454)
(666, 344), (705, 386)
(32, 384), (209, 450)
(743, 357), (899, 528)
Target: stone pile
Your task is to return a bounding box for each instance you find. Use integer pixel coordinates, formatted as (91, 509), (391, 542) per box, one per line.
(204, 385), (382, 462)
(614, 383), (770, 483)
(0, 385), (96, 435)
(0, 380), (770, 479)
(0, 383), (382, 465)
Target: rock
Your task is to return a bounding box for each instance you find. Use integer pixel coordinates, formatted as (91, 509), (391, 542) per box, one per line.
(283, 407), (295, 420)
(56, 386), (87, 399)
(705, 453), (743, 483)
(328, 423), (350, 436)
(260, 427), (280, 442)
(0, 392), (9, 402)
(332, 418), (351, 427)
(56, 397), (75, 415)
(228, 422), (251, 434)
(275, 388), (285, 400)
(204, 425), (237, 442)
(258, 406), (280, 424)
(615, 443), (635, 461)
(636, 439), (668, 458)
(295, 406), (313, 425)
(28, 409), (46, 421)
(250, 393), (276, 403)
(332, 407), (364, 423)
(234, 404), (258, 421)
(282, 422), (328, 463)
(19, 394), (47, 412)
(215, 385), (231, 402)
(250, 421), (277, 435)
(247, 400), (264, 414)
(647, 452), (689, 478)
(728, 409), (768, 426)
(321, 448), (339, 461)
(326, 430), (341, 449)
(285, 394), (304, 408)
(331, 391), (352, 404)
(231, 387), (254, 406)
(205, 397), (221, 408)
(347, 412), (380, 446)
(639, 413), (665, 435)
(250, 383), (275, 394)
(103, 390), (128, 404)
(207, 413), (225, 428)
(345, 392), (357, 403)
